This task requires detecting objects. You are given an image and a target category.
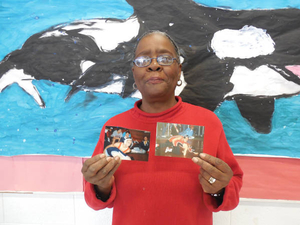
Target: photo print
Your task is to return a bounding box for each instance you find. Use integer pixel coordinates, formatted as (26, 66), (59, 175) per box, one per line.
(155, 122), (204, 159)
(104, 126), (150, 161)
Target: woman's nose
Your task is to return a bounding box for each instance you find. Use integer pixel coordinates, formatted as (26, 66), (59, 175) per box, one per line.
(147, 58), (162, 71)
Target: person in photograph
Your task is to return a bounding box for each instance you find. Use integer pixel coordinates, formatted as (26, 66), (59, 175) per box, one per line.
(104, 127), (113, 148)
(171, 123), (182, 135)
(120, 130), (131, 143)
(165, 135), (190, 156)
(180, 125), (194, 137)
(110, 128), (123, 144)
(139, 136), (150, 151)
(104, 138), (132, 160)
(82, 30), (243, 225)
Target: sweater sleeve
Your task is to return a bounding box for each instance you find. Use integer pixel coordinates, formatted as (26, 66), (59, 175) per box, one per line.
(83, 128), (117, 210)
(203, 129), (243, 212)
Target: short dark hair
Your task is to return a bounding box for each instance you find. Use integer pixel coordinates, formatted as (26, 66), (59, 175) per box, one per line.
(134, 30), (180, 61)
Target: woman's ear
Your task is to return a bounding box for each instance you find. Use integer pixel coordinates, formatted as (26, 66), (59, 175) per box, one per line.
(178, 64), (182, 79)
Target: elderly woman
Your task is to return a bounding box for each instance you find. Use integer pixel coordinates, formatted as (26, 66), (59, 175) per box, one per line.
(82, 30), (243, 225)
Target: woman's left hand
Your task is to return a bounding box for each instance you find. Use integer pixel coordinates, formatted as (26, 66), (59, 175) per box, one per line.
(192, 153), (233, 194)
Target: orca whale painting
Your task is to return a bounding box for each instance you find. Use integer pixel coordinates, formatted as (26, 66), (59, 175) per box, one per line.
(0, 0), (299, 157)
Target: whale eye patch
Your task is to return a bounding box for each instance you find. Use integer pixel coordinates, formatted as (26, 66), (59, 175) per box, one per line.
(133, 55), (178, 67)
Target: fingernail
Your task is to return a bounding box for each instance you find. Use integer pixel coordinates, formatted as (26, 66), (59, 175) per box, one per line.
(192, 157), (198, 163)
(106, 157), (113, 162)
(200, 153), (206, 158)
(99, 154), (106, 158)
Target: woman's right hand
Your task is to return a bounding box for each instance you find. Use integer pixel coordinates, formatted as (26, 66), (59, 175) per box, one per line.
(81, 154), (121, 200)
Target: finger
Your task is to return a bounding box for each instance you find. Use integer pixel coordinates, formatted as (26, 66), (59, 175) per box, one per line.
(201, 165), (225, 183)
(82, 154), (105, 173)
(198, 173), (220, 194)
(100, 157), (122, 181)
(192, 157), (201, 166)
(200, 153), (231, 173)
(197, 157), (221, 178)
(199, 168), (221, 187)
(192, 157), (221, 179)
(200, 167), (213, 181)
(95, 157), (121, 181)
(84, 155), (112, 178)
(93, 157), (122, 186)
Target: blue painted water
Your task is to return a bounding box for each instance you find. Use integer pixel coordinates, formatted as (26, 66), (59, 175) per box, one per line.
(215, 96), (300, 158)
(0, 0), (299, 157)
(0, 81), (137, 156)
(194, 0), (300, 10)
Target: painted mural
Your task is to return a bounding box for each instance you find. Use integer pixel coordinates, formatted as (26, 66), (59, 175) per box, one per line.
(0, 0), (299, 157)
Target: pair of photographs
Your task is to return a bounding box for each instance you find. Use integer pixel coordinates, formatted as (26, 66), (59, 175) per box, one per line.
(104, 122), (204, 161)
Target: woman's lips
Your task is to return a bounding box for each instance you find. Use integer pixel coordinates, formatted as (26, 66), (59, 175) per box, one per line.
(147, 77), (164, 84)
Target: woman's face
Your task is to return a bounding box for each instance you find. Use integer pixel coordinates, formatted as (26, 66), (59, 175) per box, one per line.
(132, 33), (182, 100)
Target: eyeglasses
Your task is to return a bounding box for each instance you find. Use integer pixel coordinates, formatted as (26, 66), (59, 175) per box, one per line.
(133, 55), (178, 67)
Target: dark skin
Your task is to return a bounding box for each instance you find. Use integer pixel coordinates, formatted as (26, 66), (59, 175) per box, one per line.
(192, 153), (233, 195)
(81, 154), (121, 201)
(82, 32), (233, 201)
(132, 33), (182, 113)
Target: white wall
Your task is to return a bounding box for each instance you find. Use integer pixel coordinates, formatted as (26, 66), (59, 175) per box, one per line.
(0, 192), (300, 225)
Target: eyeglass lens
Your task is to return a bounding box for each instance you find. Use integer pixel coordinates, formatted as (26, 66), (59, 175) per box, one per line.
(134, 56), (175, 67)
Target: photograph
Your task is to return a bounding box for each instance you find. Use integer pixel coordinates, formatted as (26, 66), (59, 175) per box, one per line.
(155, 122), (204, 158)
(104, 126), (150, 161)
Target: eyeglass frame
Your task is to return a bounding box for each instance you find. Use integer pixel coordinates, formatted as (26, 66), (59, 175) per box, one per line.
(132, 55), (179, 68)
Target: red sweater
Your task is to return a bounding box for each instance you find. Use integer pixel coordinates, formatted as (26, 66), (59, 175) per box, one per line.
(84, 97), (243, 225)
